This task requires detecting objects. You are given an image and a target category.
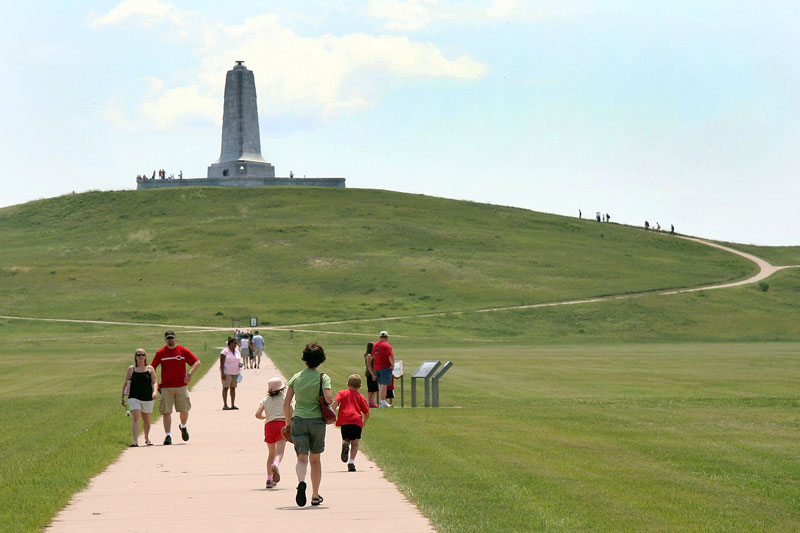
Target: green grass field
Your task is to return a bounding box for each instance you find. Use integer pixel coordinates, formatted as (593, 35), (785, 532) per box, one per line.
(1, 188), (798, 531)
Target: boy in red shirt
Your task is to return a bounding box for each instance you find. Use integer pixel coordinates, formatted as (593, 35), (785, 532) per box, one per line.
(332, 374), (370, 472)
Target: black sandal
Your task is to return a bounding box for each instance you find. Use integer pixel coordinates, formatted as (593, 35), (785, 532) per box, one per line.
(129, 443), (139, 447)
(311, 495), (323, 506)
(296, 481), (307, 507)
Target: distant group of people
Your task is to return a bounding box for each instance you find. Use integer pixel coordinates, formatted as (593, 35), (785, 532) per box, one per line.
(644, 221), (676, 235)
(577, 209), (676, 235)
(135, 169), (183, 181)
(121, 328), (393, 508)
(578, 209), (611, 223)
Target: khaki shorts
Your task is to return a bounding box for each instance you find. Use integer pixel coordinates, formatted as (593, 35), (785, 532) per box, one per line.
(159, 386), (191, 414)
(222, 374), (239, 388)
(291, 416), (326, 455)
(127, 398), (155, 414)
(253, 348), (263, 358)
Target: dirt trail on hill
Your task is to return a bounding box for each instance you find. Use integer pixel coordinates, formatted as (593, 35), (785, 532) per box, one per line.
(2, 235), (798, 335)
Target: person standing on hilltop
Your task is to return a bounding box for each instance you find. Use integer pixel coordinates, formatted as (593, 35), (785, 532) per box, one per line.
(151, 330), (201, 445)
(372, 331), (395, 408)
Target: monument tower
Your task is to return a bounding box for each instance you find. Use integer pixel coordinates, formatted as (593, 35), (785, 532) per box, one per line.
(207, 61), (275, 179)
(136, 60), (344, 190)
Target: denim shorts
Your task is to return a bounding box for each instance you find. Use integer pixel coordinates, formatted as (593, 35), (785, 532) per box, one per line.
(375, 367), (393, 385)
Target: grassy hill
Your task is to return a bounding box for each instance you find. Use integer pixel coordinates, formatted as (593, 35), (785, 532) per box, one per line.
(1, 188), (799, 531)
(3, 187), (797, 337)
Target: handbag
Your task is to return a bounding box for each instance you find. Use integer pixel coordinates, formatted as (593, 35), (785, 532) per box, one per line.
(319, 373), (336, 424)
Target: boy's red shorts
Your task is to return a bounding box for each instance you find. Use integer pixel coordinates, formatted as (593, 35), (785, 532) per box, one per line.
(264, 419), (287, 444)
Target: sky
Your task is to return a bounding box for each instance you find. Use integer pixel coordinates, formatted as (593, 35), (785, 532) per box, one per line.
(1, 0), (798, 246)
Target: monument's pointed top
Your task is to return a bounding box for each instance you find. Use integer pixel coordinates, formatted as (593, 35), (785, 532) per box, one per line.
(234, 60), (245, 67)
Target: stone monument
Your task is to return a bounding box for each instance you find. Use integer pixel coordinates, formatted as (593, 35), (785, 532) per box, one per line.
(136, 61), (345, 190)
(207, 61), (275, 179)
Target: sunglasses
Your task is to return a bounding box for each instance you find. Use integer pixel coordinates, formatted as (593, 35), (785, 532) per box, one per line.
(165, 336), (176, 340)
(136, 353), (146, 357)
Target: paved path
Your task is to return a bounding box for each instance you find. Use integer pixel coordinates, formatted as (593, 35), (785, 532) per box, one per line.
(46, 356), (435, 532)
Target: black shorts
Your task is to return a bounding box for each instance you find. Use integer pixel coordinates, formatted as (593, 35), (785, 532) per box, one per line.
(386, 388), (394, 399)
(340, 424), (363, 441)
(365, 369), (379, 392)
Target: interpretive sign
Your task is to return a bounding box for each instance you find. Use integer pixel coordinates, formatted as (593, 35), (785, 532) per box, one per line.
(411, 360), (442, 407)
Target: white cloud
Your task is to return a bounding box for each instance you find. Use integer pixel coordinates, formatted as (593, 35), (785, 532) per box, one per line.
(139, 85), (219, 128)
(93, 5), (488, 127)
(144, 77), (164, 93)
(486, 0), (519, 18)
(368, 0), (437, 31)
(367, 0), (593, 28)
(90, 0), (177, 28)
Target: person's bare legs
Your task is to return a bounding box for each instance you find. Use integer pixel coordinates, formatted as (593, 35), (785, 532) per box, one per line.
(368, 390), (376, 405)
(142, 412), (151, 443)
(131, 409), (141, 444)
(379, 384), (388, 403)
(350, 439), (360, 460)
(230, 386), (236, 408)
(296, 452), (308, 482)
(276, 438), (286, 462)
(222, 387), (229, 408)
(267, 442), (277, 475)
(179, 411), (189, 425)
(162, 412), (172, 434)
(309, 452), (322, 498)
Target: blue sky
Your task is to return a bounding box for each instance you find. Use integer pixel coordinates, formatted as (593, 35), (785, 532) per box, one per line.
(2, 1), (798, 245)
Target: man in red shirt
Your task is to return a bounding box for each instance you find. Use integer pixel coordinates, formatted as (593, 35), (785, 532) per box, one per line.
(372, 331), (394, 408)
(151, 330), (201, 445)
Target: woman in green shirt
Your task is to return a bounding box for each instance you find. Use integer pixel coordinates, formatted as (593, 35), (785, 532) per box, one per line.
(283, 342), (333, 507)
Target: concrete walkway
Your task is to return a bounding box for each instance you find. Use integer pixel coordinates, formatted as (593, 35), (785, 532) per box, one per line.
(46, 356), (435, 532)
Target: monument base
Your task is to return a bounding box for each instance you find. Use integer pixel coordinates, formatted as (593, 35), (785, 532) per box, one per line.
(207, 159), (275, 179)
(136, 176), (345, 190)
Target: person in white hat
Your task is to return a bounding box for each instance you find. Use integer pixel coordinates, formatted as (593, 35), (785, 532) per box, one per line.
(372, 331), (394, 408)
(255, 377), (288, 488)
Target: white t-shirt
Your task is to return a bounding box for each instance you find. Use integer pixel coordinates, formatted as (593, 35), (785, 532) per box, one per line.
(259, 393), (286, 422)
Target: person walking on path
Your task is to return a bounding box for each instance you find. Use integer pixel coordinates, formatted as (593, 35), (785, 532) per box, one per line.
(363, 342), (379, 408)
(241, 332), (252, 369)
(151, 330), (201, 445)
(251, 330), (264, 369)
(121, 348), (158, 446)
(283, 342), (332, 507)
(219, 337), (242, 410)
(256, 377), (288, 488)
(332, 374), (370, 472)
(372, 331), (395, 408)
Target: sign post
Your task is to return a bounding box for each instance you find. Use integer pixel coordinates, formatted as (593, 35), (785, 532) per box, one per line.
(431, 361), (453, 407)
(393, 360), (404, 407)
(411, 361), (441, 407)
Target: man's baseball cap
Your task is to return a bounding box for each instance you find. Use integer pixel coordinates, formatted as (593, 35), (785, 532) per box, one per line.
(380, 330), (389, 338)
(164, 330), (176, 339)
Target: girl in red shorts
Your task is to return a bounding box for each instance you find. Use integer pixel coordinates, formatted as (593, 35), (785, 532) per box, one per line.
(255, 377), (287, 488)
